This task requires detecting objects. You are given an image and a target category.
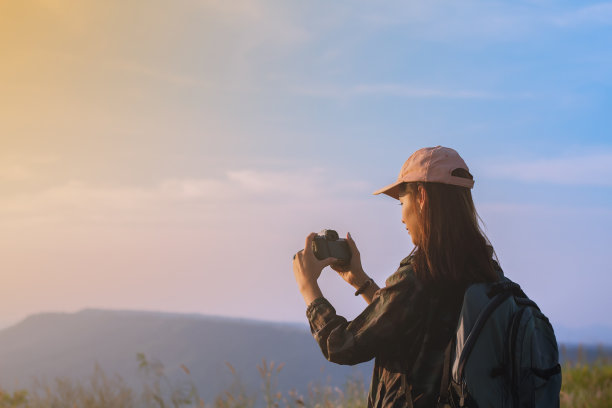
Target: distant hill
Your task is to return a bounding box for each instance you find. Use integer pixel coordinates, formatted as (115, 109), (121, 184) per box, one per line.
(0, 309), (372, 400)
(0, 309), (610, 402)
(554, 324), (612, 346)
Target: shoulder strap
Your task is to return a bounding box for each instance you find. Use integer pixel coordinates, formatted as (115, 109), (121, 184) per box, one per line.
(456, 290), (513, 381)
(487, 281), (523, 298)
(438, 279), (519, 405)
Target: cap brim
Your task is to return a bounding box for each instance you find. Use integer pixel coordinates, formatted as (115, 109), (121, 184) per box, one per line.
(373, 180), (404, 200)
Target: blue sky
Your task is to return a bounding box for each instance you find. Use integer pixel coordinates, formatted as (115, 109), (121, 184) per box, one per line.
(0, 1), (611, 340)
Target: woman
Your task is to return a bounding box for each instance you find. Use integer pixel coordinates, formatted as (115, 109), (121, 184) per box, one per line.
(292, 146), (500, 407)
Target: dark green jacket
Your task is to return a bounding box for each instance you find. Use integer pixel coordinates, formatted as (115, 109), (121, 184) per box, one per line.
(306, 256), (469, 408)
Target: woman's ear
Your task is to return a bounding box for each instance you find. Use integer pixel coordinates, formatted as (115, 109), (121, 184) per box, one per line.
(417, 184), (426, 212)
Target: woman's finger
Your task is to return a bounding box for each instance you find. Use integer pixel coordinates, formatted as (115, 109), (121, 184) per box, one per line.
(347, 232), (360, 254)
(319, 257), (339, 268)
(304, 232), (317, 255)
(331, 263), (349, 273)
(292, 249), (304, 260)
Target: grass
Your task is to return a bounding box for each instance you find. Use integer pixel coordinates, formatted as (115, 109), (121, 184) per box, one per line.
(0, 355), (367, 408)
(560, 362), (612, 408)
(1, 354), (611, 407)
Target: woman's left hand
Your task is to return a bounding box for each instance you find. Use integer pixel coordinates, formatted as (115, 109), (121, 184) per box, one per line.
(293, 232), (337, 293)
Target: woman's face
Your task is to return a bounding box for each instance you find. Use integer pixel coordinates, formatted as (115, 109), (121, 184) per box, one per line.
(399, 190), (421, 246)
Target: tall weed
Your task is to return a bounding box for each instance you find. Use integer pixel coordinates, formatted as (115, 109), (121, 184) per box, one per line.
(1, 351), (611, 407)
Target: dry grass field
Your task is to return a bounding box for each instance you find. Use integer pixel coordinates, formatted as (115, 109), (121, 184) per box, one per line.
(1, 353), (611, 407)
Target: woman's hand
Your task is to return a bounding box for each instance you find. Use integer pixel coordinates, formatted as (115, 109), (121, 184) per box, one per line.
(330, 232), (369, 289)
(293, 233), (337, 304)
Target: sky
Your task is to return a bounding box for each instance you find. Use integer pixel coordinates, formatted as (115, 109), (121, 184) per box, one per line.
(1, 0), (611, 335)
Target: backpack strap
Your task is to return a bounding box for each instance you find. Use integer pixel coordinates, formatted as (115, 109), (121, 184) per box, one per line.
(439, 279), (521, 406)
(487, 281), (524, 298)
(515, 297), (540, 311)
(456, 290), (514, 381)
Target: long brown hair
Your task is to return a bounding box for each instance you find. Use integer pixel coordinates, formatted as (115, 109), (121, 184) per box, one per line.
(400, 172), (498, 284)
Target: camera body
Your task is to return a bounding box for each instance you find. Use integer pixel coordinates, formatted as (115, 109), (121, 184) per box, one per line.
(312, 229), (351, 267)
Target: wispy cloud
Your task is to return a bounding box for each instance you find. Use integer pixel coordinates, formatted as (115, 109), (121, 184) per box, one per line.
(33, 49), (214, 88)
(0, 168), (370, 225)
(552, 2), (612, 27)
(292, 83), (533, 100)
(479, 202), (612, 217)
(106, 59), (213, 88)
(351, 1), (612, 42)
(0, 154), (59, 182)
(195, 0), (310, 44)
(482, 152), (612, 186)
(352, 1), (542, 41)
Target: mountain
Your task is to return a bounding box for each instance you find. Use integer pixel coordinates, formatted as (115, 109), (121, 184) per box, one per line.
(554, 324), (612, 346)
(0, 309), (372, 401)
(1, 309), (611, 402)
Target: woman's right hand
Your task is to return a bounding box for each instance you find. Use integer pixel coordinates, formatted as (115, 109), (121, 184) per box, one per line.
(330, 232), (369, 288)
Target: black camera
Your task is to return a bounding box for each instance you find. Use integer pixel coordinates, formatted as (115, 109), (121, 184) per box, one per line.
(312, 229), (351, 267)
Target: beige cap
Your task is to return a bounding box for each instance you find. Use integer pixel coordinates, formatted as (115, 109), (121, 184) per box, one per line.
(373, 146), (474, 199)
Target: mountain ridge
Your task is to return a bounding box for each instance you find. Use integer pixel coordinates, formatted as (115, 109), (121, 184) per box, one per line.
(1, 309), (610, 400)
(0, 308), (371, 400)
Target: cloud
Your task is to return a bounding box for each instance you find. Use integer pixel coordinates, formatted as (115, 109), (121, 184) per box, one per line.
(105, 59), (214, 88)
(478, 202), (612, 217)
(226, 168), (338, 196)
(552, 2), (612, 26)
(1, 0), (310, 96)
(194, 0), (264, 19)
(349, 1), (542, 41)
(342, 1), (612, 43)
(482, 152), (612, 186)
(0, 154), (59, 182)
(190, 0), (311, 53)
(0, 168), (370, 225)
(291, 83), (531, 100)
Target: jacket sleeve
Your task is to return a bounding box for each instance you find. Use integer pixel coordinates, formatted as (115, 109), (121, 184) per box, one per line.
(306, 275), (418, 366)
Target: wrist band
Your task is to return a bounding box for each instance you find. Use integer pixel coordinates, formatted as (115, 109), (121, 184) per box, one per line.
(355, 278), (374, 296)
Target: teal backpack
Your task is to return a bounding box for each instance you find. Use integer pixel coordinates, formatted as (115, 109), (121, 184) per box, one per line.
(437, 277), (562, 407)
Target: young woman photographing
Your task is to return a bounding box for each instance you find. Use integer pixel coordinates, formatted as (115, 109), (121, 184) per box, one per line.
(292, 146), (500, 407)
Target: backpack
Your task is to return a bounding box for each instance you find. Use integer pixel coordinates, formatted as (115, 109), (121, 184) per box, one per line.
(437, 277), (562, 408)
